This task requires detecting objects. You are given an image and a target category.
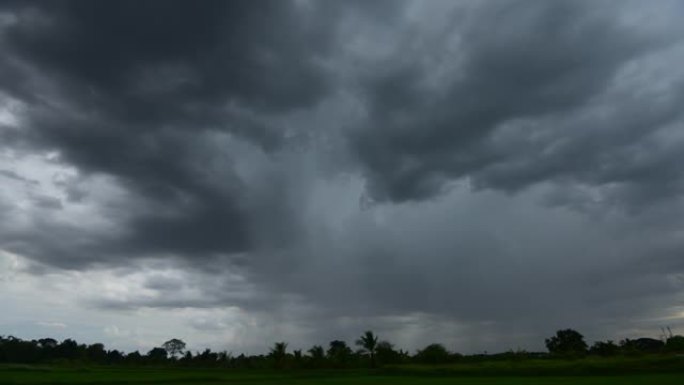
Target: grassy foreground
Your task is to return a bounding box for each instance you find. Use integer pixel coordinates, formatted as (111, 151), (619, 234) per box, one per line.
(3, 358), (684, 385)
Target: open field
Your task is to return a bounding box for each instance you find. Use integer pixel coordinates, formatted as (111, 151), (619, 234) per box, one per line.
(3, 365), (684, 385)
(382, 355), (684, 376)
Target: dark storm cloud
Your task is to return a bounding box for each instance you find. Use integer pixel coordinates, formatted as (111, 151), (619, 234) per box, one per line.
(2, 0), (684, 352)
(353, 0), (684, 206)
(0, 0), (348, 266)
(2, 0), (332, 113)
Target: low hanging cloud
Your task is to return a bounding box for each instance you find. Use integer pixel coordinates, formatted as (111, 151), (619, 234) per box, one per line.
(2, 0), (684, 353)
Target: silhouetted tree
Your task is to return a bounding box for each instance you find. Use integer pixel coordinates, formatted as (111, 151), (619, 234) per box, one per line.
(376, 340), (403, 365)
(355, 330), (379, 368)
(327, 340), (353, 368)
(179, 351), (193, 364)
(307, 345), (325, 368)
(126, 350), (143, 364)
(56, 339), (81, 360)
(292, 349), (303, 368)
(269, 342), (288, 369)
(545, 329), (588, 357)
(162, 338), (186, 359)
(589, 340), (619, 356)
(308, 345), (324, 359)
(106, 349), (124, 364)
(85, 343), (107, 362)
(37, 338), (57, 349)
(146, 347), (168, 362)
(620, 338), (664, 354)
(0, 336), (40, 363)
(217, 351), (230, 364)
(195, 348), (219, 365)
(13, 328), (681, 369)
(665, 335), (684, 353)
(415, 343), (451, 364)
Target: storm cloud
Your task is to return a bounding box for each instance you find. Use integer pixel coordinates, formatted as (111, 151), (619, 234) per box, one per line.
(2, 0), (684, 353)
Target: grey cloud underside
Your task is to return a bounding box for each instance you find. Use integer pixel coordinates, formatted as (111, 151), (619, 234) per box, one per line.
(2, 0), (684, 345)
(354, 1), (684, 204)
(0, 169), (38, 185)
(0, 0), (342, 265)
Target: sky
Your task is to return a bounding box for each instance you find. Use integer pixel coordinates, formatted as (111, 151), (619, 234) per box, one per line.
(2, 0), (684, 355)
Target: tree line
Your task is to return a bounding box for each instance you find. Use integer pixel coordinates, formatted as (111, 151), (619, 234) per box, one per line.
(2, 329), (684, 368)
(544, 328), (684, 357)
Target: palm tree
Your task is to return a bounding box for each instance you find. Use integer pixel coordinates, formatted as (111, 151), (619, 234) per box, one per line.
(308, 345), (325, 360)
(307, 345), (325, 368)
(355, 330), (379, 368)
(269, 342), (288, 368)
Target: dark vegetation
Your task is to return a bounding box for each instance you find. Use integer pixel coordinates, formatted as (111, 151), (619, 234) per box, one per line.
(3, 367), (684, 385)
(2, 328), (684, 373)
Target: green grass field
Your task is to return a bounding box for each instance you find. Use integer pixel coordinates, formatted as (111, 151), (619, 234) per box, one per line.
(3, 364), (684, 385)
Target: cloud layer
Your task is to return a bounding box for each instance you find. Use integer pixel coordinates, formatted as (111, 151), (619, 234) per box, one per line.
(2, 0), (684, 353)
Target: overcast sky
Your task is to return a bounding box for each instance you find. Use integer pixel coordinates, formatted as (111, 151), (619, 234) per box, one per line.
(2, 0), (684, 355)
